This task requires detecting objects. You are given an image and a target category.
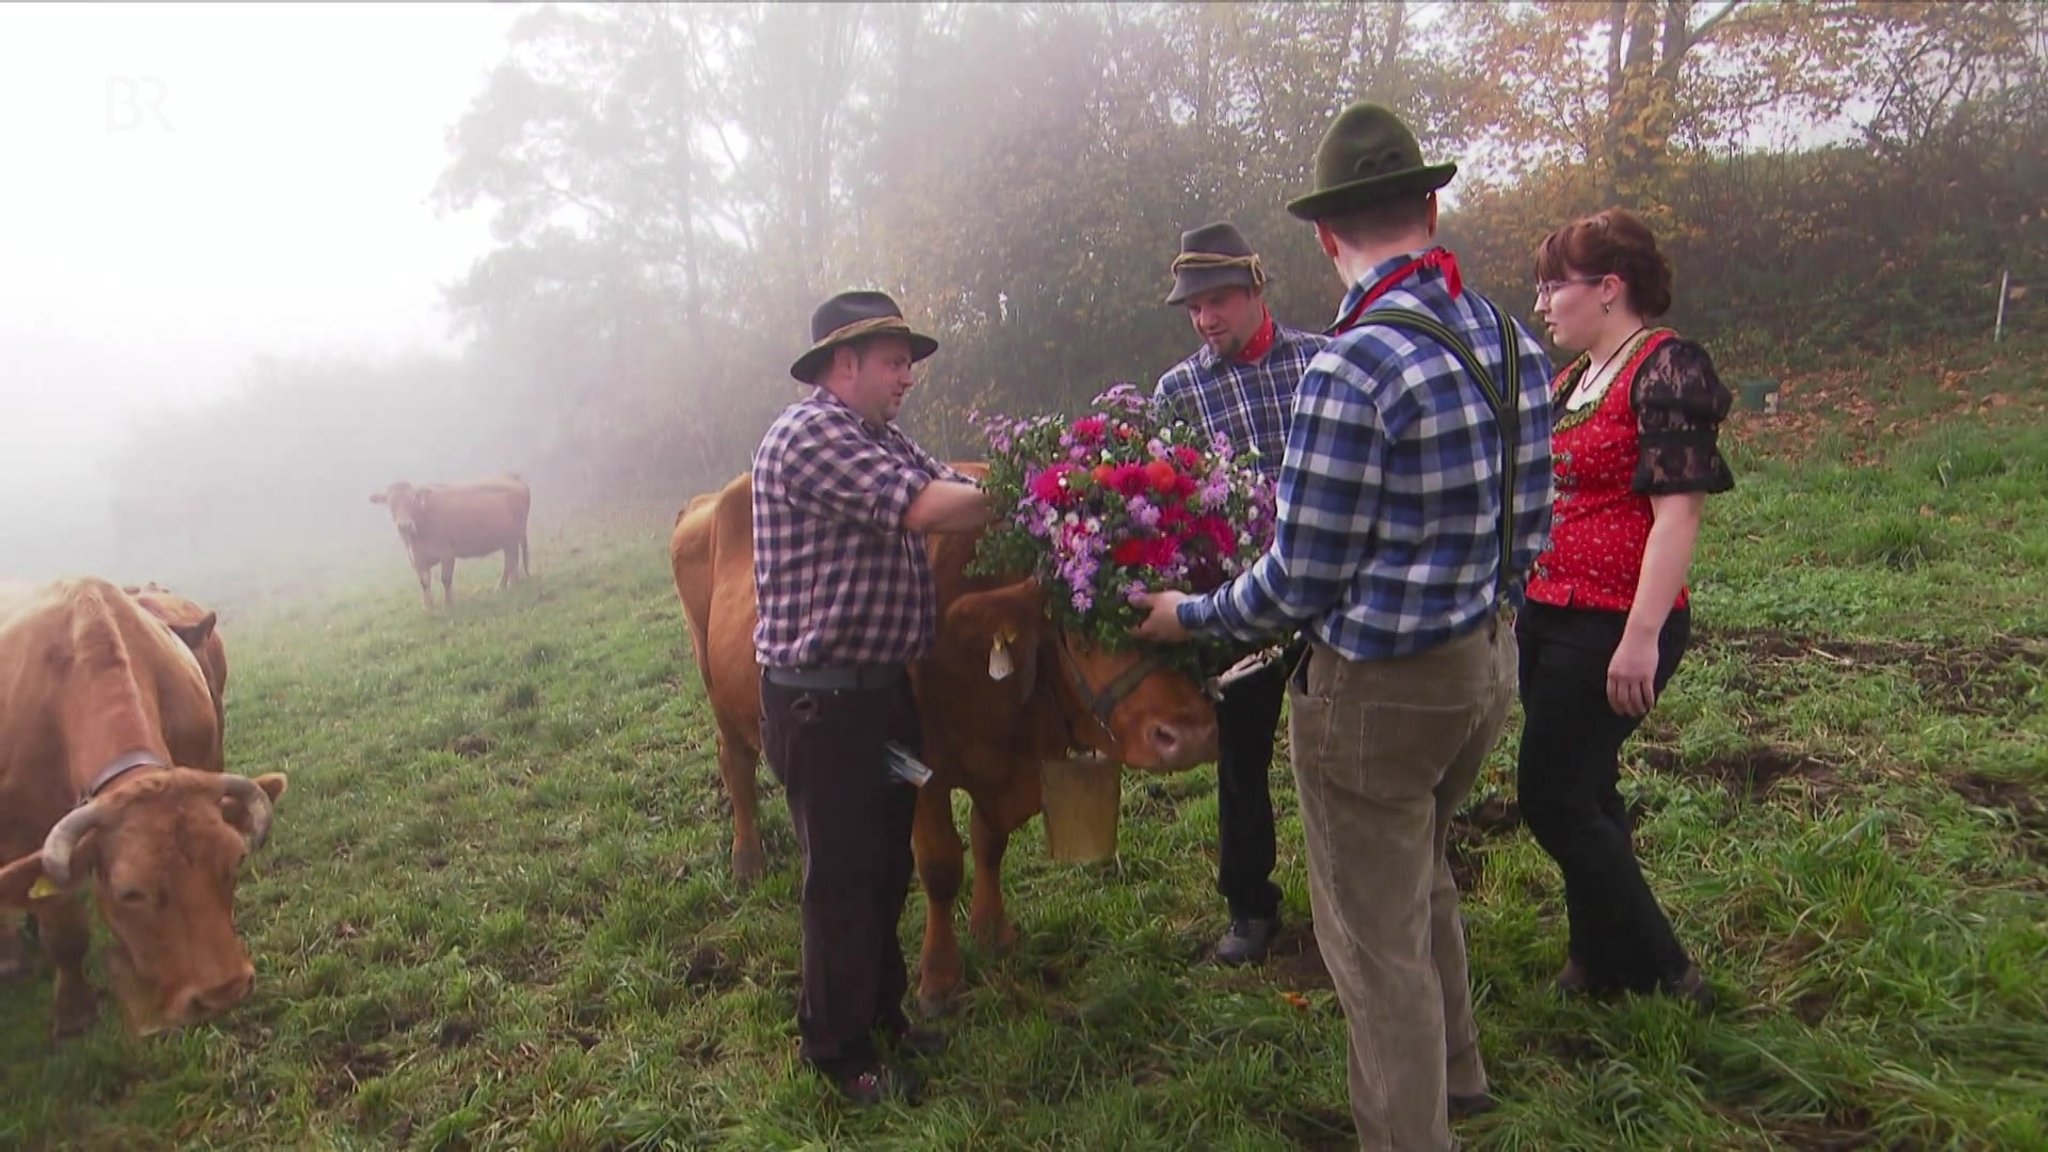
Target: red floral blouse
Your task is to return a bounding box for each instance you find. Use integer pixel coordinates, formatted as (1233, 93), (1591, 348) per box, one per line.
(1526, 329), (1735, 615)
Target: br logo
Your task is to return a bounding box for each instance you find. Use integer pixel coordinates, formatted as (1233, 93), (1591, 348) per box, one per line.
(106, 76), (173, 134)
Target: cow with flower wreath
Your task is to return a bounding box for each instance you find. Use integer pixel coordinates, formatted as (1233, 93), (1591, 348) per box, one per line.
(670, 384), (1276, 1014)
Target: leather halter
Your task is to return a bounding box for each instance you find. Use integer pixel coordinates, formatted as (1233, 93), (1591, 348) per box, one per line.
(1053, 632), (1171, 747)
(81, 749), (167, 804)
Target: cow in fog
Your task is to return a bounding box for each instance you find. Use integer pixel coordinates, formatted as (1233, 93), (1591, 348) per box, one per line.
(370, 474), (532, 610)
(0, 577), (287, 1041)
(123, 582), (229, 767)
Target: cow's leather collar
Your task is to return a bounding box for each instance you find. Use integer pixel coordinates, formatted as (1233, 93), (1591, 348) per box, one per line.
(81, 749), (168, 803)
(1053, 633), (1170, 750)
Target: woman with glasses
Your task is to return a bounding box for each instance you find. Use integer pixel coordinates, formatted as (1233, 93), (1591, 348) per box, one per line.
(1518, 207), (1735, 1008)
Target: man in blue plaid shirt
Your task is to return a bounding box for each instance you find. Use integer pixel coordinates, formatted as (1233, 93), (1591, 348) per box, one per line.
(1153, 221), (1328, 967)
(1137, 104), (1555, 1151)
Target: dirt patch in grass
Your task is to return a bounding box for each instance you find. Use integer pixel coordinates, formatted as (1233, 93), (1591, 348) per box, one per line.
(1755, 1107), (1882, 1152)
(314, 1042), (394, 1105)
(1272, 1104), (1354, 1152)
(1264, 926), (1331, 992)
(1793, 988), (1836, 1026)
(1697, 628), (2045, 717)
(1540, 1030), (1603, 1065)
(1638, 743), (1836, 801)
(436, 1017), (481, 1049)
(683, 946), (739, 991)
(1447, 793), (1522, 891)
(1952, 771), (2048, 862)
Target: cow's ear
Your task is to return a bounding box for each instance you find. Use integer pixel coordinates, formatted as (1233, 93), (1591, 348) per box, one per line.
(171, 611), (217, 651)
(0, 851), (70, 908)
(941, 580), (1045, 696)
(369, 493), (387, 505)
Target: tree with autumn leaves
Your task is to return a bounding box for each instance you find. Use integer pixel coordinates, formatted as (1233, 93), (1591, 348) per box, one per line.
(107, 1), (2043, 545)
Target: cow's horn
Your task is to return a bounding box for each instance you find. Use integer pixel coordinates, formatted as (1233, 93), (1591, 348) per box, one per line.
(221, 775), (275, 852)
(40, 803), (106, 887)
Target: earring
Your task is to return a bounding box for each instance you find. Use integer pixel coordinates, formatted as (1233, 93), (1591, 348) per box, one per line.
(1602, 302), (1611, 314)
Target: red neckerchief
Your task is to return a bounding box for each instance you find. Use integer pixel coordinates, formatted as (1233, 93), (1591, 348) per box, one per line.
(1232, 309), (1277, 364)
(1330, 247), (1463, 335)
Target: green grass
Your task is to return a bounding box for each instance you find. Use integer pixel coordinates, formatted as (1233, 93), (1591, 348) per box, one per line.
(3, 421), (2045, 1151)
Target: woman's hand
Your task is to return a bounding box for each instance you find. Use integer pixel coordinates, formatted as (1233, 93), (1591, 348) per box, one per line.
(1607, 630), (1661, 716)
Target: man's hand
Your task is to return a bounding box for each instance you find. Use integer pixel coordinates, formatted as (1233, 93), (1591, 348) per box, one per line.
(1131, 590), (1192, 643)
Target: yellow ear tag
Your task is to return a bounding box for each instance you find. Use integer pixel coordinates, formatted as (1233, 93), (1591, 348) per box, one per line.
(988, 629), (1017, 681)
(28, 876), (61, 900)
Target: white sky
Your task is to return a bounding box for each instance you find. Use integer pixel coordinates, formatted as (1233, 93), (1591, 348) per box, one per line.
(0, 1), (526, 503)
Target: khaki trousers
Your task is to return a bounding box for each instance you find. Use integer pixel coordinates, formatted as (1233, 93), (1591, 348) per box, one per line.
(1288, 618), (1516, 1152)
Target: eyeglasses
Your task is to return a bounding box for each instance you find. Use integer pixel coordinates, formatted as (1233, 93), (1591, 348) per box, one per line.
(1534, 276), (1604, 303)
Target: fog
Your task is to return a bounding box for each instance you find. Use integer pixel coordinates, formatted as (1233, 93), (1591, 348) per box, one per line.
(0, 3), (518, 584)
(1, 2), (2036, 608)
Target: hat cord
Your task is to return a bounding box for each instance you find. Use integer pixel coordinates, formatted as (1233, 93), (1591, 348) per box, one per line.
(1170, 251), (1266, 289)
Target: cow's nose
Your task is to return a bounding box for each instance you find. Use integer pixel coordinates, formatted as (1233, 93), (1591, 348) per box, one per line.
(177, 966), (254, 1020)
(1147, 722), (1185, 761)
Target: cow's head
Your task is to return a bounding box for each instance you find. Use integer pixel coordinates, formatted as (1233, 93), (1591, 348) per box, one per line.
(0, 769), (288, 1036)
(369, 482), (428, 537)
(124, 585), (220, 656)
(943, 581), (1219, 772)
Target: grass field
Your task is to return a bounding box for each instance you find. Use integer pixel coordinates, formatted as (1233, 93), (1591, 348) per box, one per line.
(2, 344), (2045, 1151)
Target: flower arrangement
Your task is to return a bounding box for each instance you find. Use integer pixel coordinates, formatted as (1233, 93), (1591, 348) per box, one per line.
(969, 384), (1277, 659)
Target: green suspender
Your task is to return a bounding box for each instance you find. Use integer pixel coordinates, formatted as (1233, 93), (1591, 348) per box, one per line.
(1353, 302), (1523, 605)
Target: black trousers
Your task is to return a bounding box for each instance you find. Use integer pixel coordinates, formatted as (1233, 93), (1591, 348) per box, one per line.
(1514, 601), (1693, 993)
(760, 672), (920, 1079)
(1215, 652), (1290, 923)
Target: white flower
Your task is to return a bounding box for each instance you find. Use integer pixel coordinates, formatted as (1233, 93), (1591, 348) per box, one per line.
(1064, 512), (1080, 525)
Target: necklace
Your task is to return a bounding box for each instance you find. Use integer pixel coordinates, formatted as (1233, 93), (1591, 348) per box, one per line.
(1565, 324), (1648, 413)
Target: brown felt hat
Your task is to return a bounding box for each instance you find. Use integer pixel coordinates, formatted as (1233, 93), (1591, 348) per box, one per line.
(789, 290), (939, 384)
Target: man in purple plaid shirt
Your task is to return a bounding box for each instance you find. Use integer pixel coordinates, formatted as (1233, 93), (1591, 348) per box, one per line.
(1154, 221), (1329, 967)
(751, 289), (992, 1107)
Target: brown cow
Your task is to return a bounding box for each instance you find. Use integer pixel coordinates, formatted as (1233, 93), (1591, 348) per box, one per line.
(123, 582), (228, 765)
(0, 577), (287, 1040)
(670, 465), (1220, 1015)
(370, 474), (532, 610)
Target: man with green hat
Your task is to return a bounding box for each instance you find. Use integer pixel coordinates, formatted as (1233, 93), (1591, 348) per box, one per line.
(752, 288), (993, 1105)
(1155, 221), (1329, 966)
(1135, 104), (1556, 1149)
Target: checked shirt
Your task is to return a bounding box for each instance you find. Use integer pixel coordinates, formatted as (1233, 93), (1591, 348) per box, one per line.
(751, 388), (967, 670)
(1180, 251), (1557, 660)
(1154, 323), (1330, 481)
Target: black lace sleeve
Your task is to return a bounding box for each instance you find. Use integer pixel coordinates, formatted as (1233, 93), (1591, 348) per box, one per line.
(1631, 338), (1736, 496)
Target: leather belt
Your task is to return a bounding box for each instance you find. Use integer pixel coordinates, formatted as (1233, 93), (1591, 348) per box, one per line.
(762, 664), (905, 691)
